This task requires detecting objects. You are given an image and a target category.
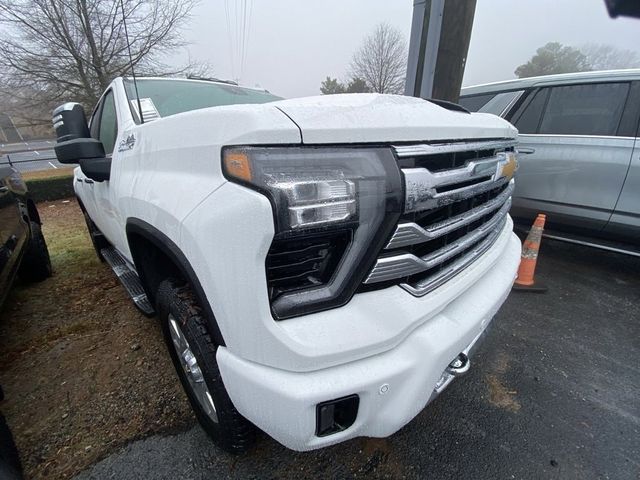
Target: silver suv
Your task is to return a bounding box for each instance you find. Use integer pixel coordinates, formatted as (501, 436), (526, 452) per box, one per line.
(460, 70), (640, 253)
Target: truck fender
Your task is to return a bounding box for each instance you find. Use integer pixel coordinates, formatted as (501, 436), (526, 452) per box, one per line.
(125, 218), (226, 346)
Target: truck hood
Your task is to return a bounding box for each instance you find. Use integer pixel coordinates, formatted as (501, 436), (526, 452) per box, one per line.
(273, 93), (517, 144)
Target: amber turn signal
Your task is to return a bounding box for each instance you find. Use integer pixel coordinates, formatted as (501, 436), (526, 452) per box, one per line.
(223, 150), (252, 182)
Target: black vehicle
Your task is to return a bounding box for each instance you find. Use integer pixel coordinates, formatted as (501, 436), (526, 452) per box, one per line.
(0, 161), (52, 307)
(0, 387), (22, 480)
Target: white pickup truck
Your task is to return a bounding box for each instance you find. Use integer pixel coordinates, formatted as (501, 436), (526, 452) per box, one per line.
(53, 77), (520, 453)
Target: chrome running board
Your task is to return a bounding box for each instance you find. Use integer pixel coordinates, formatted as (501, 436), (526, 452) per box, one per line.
(101, 247), (155, 316)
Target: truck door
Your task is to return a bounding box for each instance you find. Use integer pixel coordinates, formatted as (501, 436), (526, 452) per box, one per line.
(89, 88), (129, 256)
(77, 96), (105, 226)
(509, 82), (634, 237)
(84, 90), (117, 243)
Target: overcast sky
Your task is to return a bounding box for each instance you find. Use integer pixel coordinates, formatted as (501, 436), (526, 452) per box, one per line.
(172, 0), (640, 98)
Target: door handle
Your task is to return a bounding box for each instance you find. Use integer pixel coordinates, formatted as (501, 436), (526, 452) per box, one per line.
(0, 186), (8, 193)
(518, 148), (536, 154)
(84, 179), (94, 184)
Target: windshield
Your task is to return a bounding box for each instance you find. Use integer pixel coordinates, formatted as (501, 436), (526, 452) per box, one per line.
(123, 78), (282, 119)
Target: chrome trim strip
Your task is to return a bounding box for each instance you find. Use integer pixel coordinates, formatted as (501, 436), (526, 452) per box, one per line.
(386, 182), (513, 249)
(542, 233), (640, 258)
(52, 102), (79, 116)
(400, 219), (508, 297)
(402, 149), (517, 214)
(403, 167), (510, 213)
(499, 90), (524, 116)
(364, 206), (509, 284)
(393, 140), (516, 157)
(518, 134), (637, 140)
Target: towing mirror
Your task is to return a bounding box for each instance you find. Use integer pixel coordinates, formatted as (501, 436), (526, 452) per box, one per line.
(52, 102), (105, 165)
(79, 158), (111, 182)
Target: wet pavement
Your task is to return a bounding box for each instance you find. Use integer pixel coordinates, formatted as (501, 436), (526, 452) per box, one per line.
(0, 139), (61, 172)
(76, 239), (640, 479)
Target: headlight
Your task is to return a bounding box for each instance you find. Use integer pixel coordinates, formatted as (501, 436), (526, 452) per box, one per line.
(223, 146), (403, 319)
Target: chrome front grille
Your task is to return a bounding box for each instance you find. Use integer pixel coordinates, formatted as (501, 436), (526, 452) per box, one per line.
(363, 139), (517, 297)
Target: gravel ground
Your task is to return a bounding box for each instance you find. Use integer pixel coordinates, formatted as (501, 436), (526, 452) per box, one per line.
(0, 200), (193, 479)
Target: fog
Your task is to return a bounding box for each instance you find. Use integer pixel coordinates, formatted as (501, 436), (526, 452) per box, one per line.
(173, 0), (639, 98)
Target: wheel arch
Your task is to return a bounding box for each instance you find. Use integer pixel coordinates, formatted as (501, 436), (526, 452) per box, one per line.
(125, 218), (226, 346)
(25, 198), (41, 225)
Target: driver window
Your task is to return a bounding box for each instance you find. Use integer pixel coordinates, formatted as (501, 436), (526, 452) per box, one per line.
(89, 102), (101, 140)
(99, 90), (118, 155)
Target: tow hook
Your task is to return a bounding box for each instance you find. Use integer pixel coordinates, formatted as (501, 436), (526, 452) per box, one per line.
(446, 352), (470, 376)
(433, 330), (486, 396)
(433, 352), (472, 395)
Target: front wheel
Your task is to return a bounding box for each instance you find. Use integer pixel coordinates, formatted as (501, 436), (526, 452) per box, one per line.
(156, 278), (256, 453)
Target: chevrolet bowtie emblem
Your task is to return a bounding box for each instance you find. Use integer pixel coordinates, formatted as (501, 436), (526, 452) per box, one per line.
(500, 152), (518, 181)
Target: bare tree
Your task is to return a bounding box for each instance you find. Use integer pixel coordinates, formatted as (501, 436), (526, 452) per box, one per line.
(0, 88), (54, 138)
(350, 23), (407, 94)
(0, 0), (198, 122)
(581, 44), (640, 71)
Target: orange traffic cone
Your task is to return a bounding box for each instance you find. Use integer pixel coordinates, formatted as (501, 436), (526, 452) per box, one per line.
(513, 214), (547, 292)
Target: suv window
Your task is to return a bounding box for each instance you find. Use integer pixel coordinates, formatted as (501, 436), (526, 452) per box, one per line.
(478, 90), (523, 115)
(539, 83), (629, 136)
(458, 93), (496, 112)
(512, 89), (549, 134)
(99, 90), (118, 155)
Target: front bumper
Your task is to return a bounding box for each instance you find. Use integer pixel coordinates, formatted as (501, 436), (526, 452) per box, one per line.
(217, 229), (521, 451)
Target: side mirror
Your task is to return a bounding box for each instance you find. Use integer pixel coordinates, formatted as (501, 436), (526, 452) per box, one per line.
(79, 158), (111, 182)
(52, 103), (105, 164)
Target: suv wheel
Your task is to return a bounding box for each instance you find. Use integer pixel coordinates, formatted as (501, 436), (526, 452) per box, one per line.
(19, 221), (52, 282)
(156, 278), (256, 453)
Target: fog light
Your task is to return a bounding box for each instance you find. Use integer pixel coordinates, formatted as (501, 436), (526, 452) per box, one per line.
(315, 394), (359, 437)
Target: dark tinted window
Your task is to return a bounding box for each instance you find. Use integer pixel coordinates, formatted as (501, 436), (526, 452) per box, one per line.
(513, 89), (549, 134)
(618, 81), (640, 137)
(99, 91), (118, 155)
(458, 93), (496, 112)
(539, 83), (629, 136)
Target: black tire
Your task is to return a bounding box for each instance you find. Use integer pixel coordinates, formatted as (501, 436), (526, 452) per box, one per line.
(156, 278), (256, 453)
(0, 413), (23, 480)
(18, 221), (52, 283)
(82, 211), (108, 262)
